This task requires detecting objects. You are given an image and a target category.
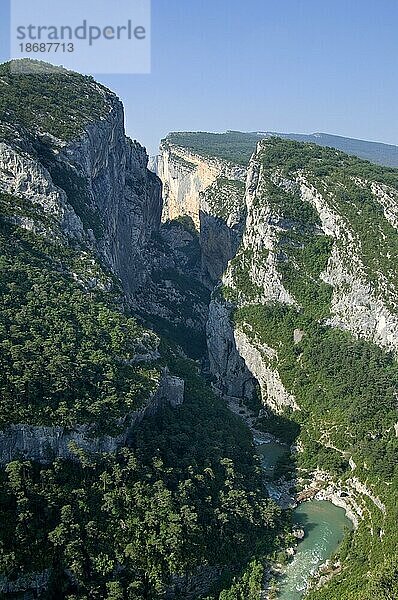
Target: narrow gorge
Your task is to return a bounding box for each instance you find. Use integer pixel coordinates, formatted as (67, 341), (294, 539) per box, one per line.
(0, 62), (397, 600)
(154, 131), (398, 600)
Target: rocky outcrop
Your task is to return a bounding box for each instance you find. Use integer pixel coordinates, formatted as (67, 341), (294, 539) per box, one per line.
(298, 176), (398, 352)
(222, 157), (296, 305)
(158, 142), (245, 227)
(234, 329), (298, 412)
(206, 297), (298, 411)
(370, 180), (398, 230)
(206, 296), (257, 401)
(157, 140), (247, 285)
(218, 141), (398, 353)
(0, 88), (162, 298)
(59, 101), (162, 295)
(0, 570), (50, 598)
(0, 142), (84, 240)
(0, 374), (184, 463)
(298, 469), (387, 531)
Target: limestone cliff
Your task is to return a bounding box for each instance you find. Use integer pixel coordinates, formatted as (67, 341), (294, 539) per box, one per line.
(0, 373), (184, 463)
(2, 67), (398, 598)
(57, 107), (162, 295)
(0, 62), (162, 297)
(157, 135), (247, 284)
(0, 62), (183, 461)
(203, 137), (398, 599)
(208, 141), (398, 416)
(206, 295), (257, 401)
(158, 139), (245, 226)
(220, 140), (398, 352)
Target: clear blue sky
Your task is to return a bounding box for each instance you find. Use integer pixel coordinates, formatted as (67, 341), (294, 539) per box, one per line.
(1, 0), (397, 155)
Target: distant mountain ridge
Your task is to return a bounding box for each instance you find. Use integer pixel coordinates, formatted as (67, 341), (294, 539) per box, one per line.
(161, 130), (398, 168)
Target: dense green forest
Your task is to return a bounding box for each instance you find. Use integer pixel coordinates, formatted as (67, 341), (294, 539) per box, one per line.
(0, 176), (281, 597)
(163, 132), (260, 165)
(0, 193), (159, 431)
(0, 352), (282, 599)
(2, 59), (398, 599)
(163, 131), (398, 170)
(259, 132), (398, 168)
(256, 137), (398, 185)
(0, 60), (110, 141)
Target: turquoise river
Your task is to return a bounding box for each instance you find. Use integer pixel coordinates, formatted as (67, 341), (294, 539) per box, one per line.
(257, 441), (353, 599)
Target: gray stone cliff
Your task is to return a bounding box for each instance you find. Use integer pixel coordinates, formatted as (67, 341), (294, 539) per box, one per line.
(0, 90), (162, 297)
(0, 374), (184, 463)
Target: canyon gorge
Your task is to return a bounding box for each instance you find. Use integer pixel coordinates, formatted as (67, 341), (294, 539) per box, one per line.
(0, 61), (397, 600)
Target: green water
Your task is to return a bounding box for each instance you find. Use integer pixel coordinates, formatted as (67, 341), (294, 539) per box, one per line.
(256, 441), (289, 477)
(278, 500), (352, 600)
(256, 440), (352, 598)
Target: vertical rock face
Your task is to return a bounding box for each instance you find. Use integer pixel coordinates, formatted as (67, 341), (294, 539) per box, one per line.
(58, 101), (162, 294)
(222, 156), (297, 306)
(0, 70), (162, 297)
(157, 137), (247, 284)
(199, 177), (247, 282)
(233, 328), (299, 412)
(206, 296), (257, 401)
(0, 373), (184, 464)
(218, 139), (398, 352)
(158, 142), (222, 226)
(206, 137), (398, 426)
(0, 63), (180, 462)
(199, 211), (243, 283)
(206, 297), (298, 413)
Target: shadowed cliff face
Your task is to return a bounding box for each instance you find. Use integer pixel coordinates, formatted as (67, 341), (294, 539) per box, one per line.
(0, 373), (184, 464)
(157, 139), (247, 286)
(1, 63), (398, 599)
(53, 101), (163, 295)
(222, 138), (398, 352)
(0, 67), (280, 600)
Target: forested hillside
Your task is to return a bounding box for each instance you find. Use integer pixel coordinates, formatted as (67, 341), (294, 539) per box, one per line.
(0, 62), (281, 599)
(162, 130), (398, 168)
(218, 138), (398, 599)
